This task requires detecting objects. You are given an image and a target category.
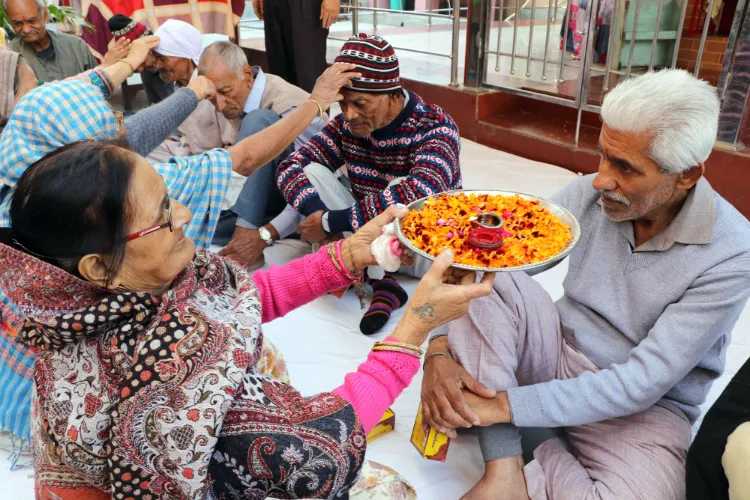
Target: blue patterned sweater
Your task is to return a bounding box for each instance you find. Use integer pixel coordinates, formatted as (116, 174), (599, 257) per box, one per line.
(275, 91), (462, 233)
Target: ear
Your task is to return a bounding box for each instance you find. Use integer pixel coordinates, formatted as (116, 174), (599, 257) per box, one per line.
(77, 254), (114, 289)
(243, 65), (254, 84)
(676, 164), (704, 190)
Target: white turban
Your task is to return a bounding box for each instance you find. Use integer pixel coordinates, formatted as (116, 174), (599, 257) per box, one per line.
(154, 19), (202, 65)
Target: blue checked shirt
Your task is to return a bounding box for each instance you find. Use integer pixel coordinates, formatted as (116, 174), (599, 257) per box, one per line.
(0, 78), (231, 442)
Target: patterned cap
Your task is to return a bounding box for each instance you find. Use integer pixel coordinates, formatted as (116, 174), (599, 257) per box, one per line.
(108, 14), (151, 42)
(334, 34), (400, 93)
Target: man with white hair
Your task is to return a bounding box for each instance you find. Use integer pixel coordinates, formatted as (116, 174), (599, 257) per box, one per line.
(5, 0), (97, 81)
(420, 69), (750, 500)
(197, 41), (327, 269)
(147, 19), (236, 161)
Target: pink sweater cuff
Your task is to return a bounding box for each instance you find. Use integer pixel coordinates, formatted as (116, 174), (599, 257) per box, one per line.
(253, 245), (353, 323)
(333, 336), (421, 433)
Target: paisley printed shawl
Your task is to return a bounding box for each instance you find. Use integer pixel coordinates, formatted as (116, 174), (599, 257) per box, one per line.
(0, 243), (366, 499)
(0, 243), (259, 498)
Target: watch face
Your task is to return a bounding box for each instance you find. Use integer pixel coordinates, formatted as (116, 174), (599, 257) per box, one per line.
(259, 227), (273, 245)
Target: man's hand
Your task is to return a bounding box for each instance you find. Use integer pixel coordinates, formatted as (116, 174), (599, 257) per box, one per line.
(421, 337), (497, 437)
(218, 227), (267, 268)
(297, 211), (327, 243)
(102, 37), (131, 67)
(321, 0), (340, 29)
(187, 75), (217, 101)
(252, 0), (264, 20)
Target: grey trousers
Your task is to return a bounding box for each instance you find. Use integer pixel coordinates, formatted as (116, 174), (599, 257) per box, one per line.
(448, 272), (691, 499)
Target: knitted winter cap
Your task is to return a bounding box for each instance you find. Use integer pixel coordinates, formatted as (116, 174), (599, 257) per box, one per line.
(108, 14), (151, 42)
(334, 33), (400, 93)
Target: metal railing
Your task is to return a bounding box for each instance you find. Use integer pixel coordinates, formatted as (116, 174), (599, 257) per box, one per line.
(239, 1), (466, 87)
(470, 0), (744, 146)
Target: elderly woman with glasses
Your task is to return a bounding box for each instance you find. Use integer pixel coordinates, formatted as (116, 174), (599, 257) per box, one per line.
(0, 139), (494, 499)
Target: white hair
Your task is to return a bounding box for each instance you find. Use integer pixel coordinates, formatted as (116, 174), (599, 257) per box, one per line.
(198, 41), (248, 78)
(2, 0), (47, 17)
(600, 69), (719, 174)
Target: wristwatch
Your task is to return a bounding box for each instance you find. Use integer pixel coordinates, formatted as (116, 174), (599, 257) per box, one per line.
(258, 226), (274, 246)
(322, 211), (331, 234)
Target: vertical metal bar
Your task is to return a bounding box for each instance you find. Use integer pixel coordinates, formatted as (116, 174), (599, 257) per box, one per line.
(526, 0), (537, 76)
(541, 0), (556, 80)
(373, 0), (378, 31)
(450, 0), (461, 86)
(558, 0), (574, 82)
(648, 0), (665, 70)
(428, 0), (433, 26)
(353, 0), (359, 34)
(626, 0), (642, 77)
(695, 0), (718, 77)
(511, 0), (521, 74)
(575, 0), (599, 144)
(495, 0), (505, 71)
(603, 0), (621, 91)
(672, 0), (690, 67)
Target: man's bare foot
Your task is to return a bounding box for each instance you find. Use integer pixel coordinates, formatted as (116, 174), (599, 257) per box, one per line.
(461, 456), (529, 500)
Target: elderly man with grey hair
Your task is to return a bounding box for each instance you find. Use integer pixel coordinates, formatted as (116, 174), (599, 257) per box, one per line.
(421, 69), (750, 500)
(5, 0), (97, 81)
(197, 41), (329, 269)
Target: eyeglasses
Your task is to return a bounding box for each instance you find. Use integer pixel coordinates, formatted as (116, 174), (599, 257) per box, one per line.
(126, 199), (173, 242)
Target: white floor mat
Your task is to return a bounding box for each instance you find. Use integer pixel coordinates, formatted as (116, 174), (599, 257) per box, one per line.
(3, 139), (748, 499)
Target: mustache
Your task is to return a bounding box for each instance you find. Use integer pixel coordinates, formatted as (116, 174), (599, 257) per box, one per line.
(20, 29), (42, 37)
(601, 190), (631, 207)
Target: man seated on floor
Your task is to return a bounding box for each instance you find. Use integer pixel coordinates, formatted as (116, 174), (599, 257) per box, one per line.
(420, 69), (750, 500)
(147, 19), (236, 162)
(275, 33), (461, 333)
(5, 0), (98, 82)
(108, 14), (174, 106)
(197, 41), (327, 269)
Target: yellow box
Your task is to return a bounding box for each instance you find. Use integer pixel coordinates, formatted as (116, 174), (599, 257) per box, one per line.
(410, 404), (451, 462)
(366, 407), (395, 443)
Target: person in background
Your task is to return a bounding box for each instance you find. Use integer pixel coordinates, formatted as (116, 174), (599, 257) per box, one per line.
(198, 41), (327, 269)
(276, 34), (462, 334)
(4, 0), (98, 81)
(687, 357), (750, 500)
(107, 14), (174, 106)
(0, 50), (37, 132)
(420, 69), (750, 500)
(252, 0), (338, 93)
(147, 19), (238, 162)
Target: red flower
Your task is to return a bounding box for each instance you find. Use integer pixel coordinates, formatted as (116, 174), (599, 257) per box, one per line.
(182, 468), (194, 479)
(67, 426), (78, 441)
(187, 409), (200, 422)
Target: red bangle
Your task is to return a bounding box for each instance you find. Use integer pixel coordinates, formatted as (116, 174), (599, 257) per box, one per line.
(334, 239), (360, 281)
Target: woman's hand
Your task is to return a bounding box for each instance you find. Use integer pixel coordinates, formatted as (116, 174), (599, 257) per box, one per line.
(309, 63), (361, 110)
(102, 37), (131, 67)
(187, 76), (217, 102)
(124, 35), (160, 71)
(390, 252), (495, 347)
(344, 205), (413, 272)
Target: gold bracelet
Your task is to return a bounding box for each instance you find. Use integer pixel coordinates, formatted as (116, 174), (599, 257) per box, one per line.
(116, 59), (136, 76)
(346, 238), (359, 275)
(308, 98), (324, 118)
(372, 340), (424, 358)
(372, 345), (424, 358)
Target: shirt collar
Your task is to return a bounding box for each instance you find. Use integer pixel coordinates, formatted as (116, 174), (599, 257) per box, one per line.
(607, 177), (716, 252)
(243, 66), (266, 114)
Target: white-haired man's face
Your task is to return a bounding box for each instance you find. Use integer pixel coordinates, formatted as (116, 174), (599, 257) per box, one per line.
(592, 125), (699, 222)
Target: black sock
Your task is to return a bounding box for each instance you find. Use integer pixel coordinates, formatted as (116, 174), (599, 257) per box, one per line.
(359, 275), (408, 335)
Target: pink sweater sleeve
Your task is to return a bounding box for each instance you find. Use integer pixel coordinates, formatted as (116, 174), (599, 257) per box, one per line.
(253, 246), (352, 323)
(333, 336), (421, 434)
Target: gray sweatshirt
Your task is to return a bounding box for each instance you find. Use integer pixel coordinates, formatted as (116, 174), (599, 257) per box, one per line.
(507, 175), (750, 426)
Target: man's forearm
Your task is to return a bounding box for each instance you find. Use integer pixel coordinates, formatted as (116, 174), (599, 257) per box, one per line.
(229, 101), (320, 176)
